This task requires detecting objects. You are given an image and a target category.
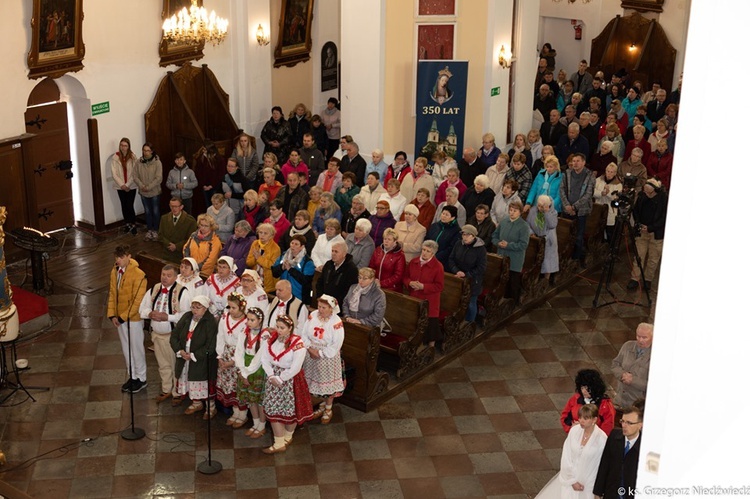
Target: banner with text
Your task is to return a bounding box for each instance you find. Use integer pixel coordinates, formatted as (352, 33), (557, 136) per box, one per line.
(414, 60), (468, 162)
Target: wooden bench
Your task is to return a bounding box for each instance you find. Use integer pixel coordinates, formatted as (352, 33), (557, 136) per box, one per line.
(440, 273), (474, 353)
(584, 202), (609, 262)
(378, 289), (434, 379)
(339, 322), (390, 412)
(520, 235), (547, 304)
(479, 253), (513, 329)
(556, 217), (578, 280)
(136, 251), (173, 285)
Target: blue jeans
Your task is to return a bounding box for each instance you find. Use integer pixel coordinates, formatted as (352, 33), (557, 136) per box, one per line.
(140, 195), (160, 231)
(466, 295), (479, 322)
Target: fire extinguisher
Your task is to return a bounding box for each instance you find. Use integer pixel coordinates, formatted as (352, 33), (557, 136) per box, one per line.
(574, 24), (582, 40)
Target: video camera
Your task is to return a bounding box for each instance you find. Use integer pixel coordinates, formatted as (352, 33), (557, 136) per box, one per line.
(610, 173), (637, 216)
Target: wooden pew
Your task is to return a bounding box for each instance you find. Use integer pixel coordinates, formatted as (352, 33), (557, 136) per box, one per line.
(339, 322), (390, 412)
(136, 251), (173, 285)
(556, 217), (578, 280)
(520, 235), (547, 304)
(479, 253), (513, 330)
(378, 290), (434, 379)
(440, 273), (474, 353)
(584, 203), (609, 262)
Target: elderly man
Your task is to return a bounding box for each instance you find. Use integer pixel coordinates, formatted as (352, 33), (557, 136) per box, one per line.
(559, 104), (580, 127)
(646, 88), (668, 127)
(339, 141), (367, 186)
(457, 147), (487, 189)
(594, 404), (644, 499)
(265, 279), (308, 329)
(612, 323), (653, 408)
(479, 133), (502, 167)
(559, 153), (595, 267)
(618, 147), (648, 193)
(534, 83), (557, 122)
(541, 109), (567, 146)
(316, 241), (359, 312)
(555, 122), (590, 161)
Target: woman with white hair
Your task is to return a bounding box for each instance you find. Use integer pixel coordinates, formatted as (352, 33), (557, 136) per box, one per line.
(526, 194), (559, 281)
(365, 148), (388, 183)
(311, 218), (346, 269)
(302, 295), (346, 424)
(460, 174), (496, 217)
(345, 218), (376, 268)
(589, 140), (617, 177)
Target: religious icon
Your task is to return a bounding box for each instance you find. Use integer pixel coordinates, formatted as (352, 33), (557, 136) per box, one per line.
(430, 66), (453, 104)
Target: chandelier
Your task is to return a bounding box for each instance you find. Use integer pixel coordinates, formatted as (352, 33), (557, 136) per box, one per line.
(162, 0), (229, 46)
(553, 0), (592, 3)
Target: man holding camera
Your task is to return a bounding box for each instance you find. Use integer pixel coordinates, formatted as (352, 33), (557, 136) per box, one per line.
(627, 178), (668, 291)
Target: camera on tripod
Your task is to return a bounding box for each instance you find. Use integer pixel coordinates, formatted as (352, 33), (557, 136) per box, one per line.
(610, 174), (637, 217)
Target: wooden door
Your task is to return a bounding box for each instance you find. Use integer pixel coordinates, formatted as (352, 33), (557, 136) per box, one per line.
(23, 102), (75, 232)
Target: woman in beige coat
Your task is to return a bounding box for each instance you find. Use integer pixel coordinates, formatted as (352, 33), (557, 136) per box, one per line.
(394, 204), (426, 262)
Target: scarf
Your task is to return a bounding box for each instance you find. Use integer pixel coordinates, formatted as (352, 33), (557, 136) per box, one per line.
(535, 211), (546, 231)
(323, 171), (336, 192)
(348, 282), (373, 313)
(289, 224), (312, 238)
(419, 256), (432, 266)
(185, 231), (215, 268)
(282, 247), (307, 268)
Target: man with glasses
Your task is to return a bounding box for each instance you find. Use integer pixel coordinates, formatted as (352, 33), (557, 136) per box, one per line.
(611, 323), (653, 409)
(594, 404), (644, 499)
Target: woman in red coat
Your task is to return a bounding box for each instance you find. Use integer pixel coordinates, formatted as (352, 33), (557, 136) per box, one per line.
(646, 139), (673, 192)
(403, 240), (444, 347)
(560, 368), (615, 435)
(368, 228), (406, 292)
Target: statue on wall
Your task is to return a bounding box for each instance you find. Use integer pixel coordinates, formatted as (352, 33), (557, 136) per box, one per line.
(0, 207), (19, 343)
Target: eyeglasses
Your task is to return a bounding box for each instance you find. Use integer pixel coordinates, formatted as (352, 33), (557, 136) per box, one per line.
(620, 419), (641, 426)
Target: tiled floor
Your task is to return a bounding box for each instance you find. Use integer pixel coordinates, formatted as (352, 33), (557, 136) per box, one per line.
(0, 244), (653, 498)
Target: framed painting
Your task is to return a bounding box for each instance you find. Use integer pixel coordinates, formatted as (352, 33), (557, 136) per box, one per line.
(417, 0), (456, 17)
(621, 0), (664, 13)
(27, 0), (86, 79)
(159, 0), (205, 68)
(417, 24), (455, 61)
(274, 0), (315, 68)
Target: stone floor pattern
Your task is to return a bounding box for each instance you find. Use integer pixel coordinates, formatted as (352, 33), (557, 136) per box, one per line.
(0, 270), (652, 498)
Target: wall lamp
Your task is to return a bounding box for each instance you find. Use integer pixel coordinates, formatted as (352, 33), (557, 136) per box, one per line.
(256, 24), (270, 46)
(498, 45), (514, 69)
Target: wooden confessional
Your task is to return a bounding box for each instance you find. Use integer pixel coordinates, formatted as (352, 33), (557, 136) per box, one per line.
(590, 12), (677, 90)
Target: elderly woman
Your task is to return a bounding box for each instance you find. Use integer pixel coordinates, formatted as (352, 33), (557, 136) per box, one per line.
(238, 269), (268, 313)
(280, 210), (316, 255)
(307, 185), (323, 220)
(206, 256), (241, 318)
(400, 156), (436, 205)
(242, 189), (268, 233)
(467, 204), (496, 251)
(260, 314), (314, 454)
(593, 163), (622, 241)
(207, 192), (236, 243)
(433, 186), (467, 227)
(341, 194), (370, 236)
(312, 192), (342, 235)
(560, 369), (615, 435)
(526, 195), (559, 281)
(368, 199), (397, 247)
(404, 240), (445, 347)
(302, 295), (346, 425)
(431, 150), (457, 188)
(221, 221), (256, 277)
(646, 139), (673, 192)
(599, 123), (626, 163)
(346, 218), (376, 269)
(311, 218), (346, 269)
(245, 223), (281, 293)
(368, 228), (406, 292)
(460, 174), (496, 218)
(379, 179), (408, 220)
(183, 213), (222, 278)
(624, 124), (651, 165)
(525, 155), (563, 213)
(589, 140), (617, 178)
(342, 267), (387, 328)
(648, 118), (671, 152)
(492, 200), (530, 304)
(231, 132), (260, 183)
(487, 153), (511, 194)
(426, 204), (461, 268)
(265, 199), (291, 244)
(394, 204), (427, 262)
(271, 234), (315, 304)
(490, 178), (521, 226)
(407, 188), (436, 230)
(435, 167), (467, 206)
(365, 148), (388, 183)
(171, 295), (219, 420)
(448, 225), (487, 322)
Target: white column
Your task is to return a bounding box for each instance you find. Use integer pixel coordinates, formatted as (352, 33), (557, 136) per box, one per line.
(510, 0), (541, 140)
(483, 0), (514, 148)
(340, 0), (386, 159)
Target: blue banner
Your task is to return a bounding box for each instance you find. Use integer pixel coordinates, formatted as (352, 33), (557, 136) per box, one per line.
(414, 60), (468, 162)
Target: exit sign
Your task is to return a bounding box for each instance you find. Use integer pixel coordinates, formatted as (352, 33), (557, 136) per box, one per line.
(92, 101), (110, 116)
(490, 87), (501, 97)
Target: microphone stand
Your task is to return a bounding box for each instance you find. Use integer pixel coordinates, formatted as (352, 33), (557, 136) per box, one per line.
(121, 277), (146, 441)
(197, 348), (222, 474)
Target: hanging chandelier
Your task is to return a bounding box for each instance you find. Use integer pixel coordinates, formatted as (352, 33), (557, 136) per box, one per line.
(162, 0), (229, 46)
(553, 0), (592, 3)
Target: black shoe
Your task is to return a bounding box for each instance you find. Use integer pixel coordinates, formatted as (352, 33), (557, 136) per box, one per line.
(626, 280), (639, 291)
(121, 379), (133, 392)
(128, 379), (148, 393)
(130, 226), (137, 235)
(121, 224), (131, 234)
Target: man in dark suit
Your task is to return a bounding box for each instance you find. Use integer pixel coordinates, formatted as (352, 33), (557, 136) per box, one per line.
(457, 148), (488, 189)
(594, 405), (643, 499)
(339, 141), (368, 187)
(646, 89), (668, 129)
(315, 241), (358, 312)
(541, 109), (568, 146)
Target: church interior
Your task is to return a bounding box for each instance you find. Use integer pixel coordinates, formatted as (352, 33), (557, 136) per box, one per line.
(1, 0), (748, 497)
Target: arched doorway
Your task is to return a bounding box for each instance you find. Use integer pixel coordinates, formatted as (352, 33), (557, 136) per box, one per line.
(24, 79), (75, 232)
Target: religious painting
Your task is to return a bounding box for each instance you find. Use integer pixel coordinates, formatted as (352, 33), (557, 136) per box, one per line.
(159, 0), (206, 67)
(274, 0), (315, 68)
(27, 0), (86, 79)
(418, 0), (456, 16)
(321, 41), (338, 92)
(417, 24), (455, 61)
(621, 0), (664, 13)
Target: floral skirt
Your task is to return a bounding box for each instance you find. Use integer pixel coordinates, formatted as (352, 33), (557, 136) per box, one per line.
(236, 352), (266, 405)
(175, 362), (210, 400)
(216, 344), (244, 408)
(302, 354), (345, 398)
(263, 366), (314, 425)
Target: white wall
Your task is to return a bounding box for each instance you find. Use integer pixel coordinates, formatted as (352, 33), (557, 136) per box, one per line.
(484, 0), (514, 147)
(510, 0), (542, 140)
(311, 0), (340, 115)
(637, 1), (750, 491)
(538, 17), (587, 78)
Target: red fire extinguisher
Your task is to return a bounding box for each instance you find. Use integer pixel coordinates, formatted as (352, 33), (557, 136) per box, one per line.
(574, 24), (582, 40)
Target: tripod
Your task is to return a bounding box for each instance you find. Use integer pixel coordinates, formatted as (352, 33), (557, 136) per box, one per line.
(592, 211), (652, 308)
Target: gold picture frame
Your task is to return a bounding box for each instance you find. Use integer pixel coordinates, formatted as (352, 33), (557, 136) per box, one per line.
(159, 0), (206, 68)
(274, 0), (315, 68)
(27, 0), (86, 79)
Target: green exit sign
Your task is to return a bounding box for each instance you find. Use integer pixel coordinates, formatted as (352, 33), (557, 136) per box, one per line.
(92, 101), (110, 116)
(490, 87), (501, 97)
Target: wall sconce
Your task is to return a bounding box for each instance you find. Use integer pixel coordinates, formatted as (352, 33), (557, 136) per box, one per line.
(498, 45), (514, 69)
(256, 24), (269, 46)
(629, 43), (636, 52)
